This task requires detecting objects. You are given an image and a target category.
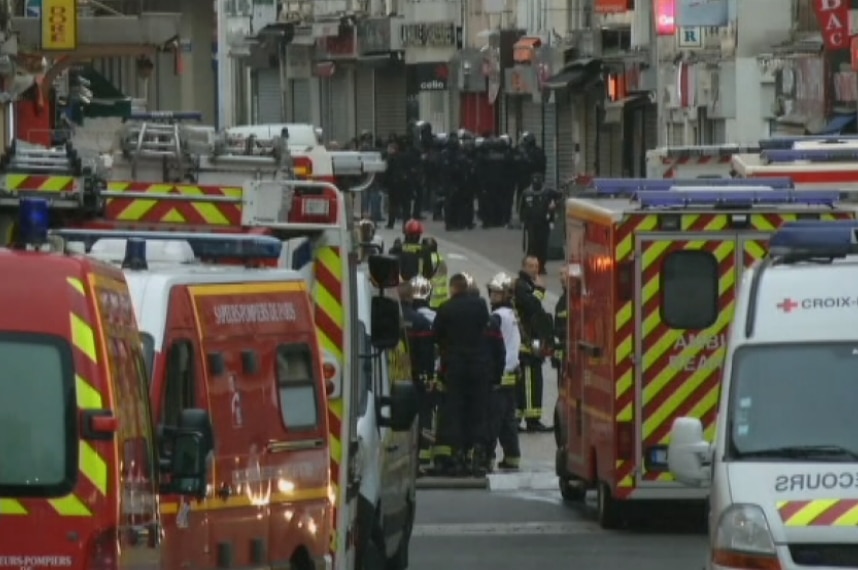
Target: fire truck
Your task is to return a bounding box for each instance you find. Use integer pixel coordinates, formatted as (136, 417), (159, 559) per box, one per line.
(555, 177), (858, 529)
(732, 137), (858, 186)
(0, 130), (418, 570)
(645, 145), (759, 178)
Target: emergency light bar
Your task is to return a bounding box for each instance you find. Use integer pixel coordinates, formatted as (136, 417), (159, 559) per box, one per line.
(759, 135), (858, 150)
(637, 189), (841, 208)
(769, 224), (858, 257)
(51, 229), (282, 260)
(125, 111), (203, 122)
(662, 145), (759, 158)
(591, 177), (794, 194)
(762, 149), (858, 163)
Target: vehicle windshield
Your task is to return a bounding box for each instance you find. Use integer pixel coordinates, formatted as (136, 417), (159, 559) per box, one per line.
(140, 332), (154, 382)
(728, 343), (858, 460)
(0, 335), (75, 495)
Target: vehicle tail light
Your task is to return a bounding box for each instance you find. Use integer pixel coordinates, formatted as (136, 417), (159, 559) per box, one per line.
(288, 189), (337, 225)
(293, 156), (313, 177)
(86, 528), (118, 570)
(615, 421), (634, 460)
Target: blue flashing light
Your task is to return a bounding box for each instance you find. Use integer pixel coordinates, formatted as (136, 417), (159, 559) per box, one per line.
(762, 149), (858, 163)
(52, 229), (282, 261)
(122, 238), (148, 270)
(18, 198), (50, 245)
(591, 177), (795, 195)
(769, 224), (858, 257)
(126, 111), (203, 122)
(758, 135), (858, 150)
(637, 190), (841, 208)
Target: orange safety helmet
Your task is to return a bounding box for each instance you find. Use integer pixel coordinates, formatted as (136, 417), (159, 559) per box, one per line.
(404, 219), (424, 238)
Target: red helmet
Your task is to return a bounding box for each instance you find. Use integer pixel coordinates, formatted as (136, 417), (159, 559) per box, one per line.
(404, 219), (424, 237)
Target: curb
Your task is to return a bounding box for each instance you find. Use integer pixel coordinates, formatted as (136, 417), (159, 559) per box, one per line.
(416, 476), (489, 490)
(488, 471), (559, 492)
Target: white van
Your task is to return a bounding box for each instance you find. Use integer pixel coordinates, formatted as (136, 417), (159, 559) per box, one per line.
(668, 221), (858, 570)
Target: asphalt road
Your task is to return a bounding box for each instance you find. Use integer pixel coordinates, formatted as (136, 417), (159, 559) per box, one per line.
(377, 224), (708, 570)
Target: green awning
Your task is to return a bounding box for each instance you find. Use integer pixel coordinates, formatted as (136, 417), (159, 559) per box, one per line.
(79, 66), (132, 120)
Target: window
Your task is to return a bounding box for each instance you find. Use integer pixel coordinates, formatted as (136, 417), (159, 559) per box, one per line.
(140, 332), (154, 383)
(162, 340), (195, 427)
(0, 334), (76, 496)
(661, 250), (718, 329)
(275, 345), (320, 430)
(727, 344), (858, 458)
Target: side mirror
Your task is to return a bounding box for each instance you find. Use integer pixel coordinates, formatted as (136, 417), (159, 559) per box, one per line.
(379, 381), (418, 432)
(158, 408), (214, 498)
(371, 296), (401, 350)
(368, 254), (400, 289)
(667, 417), (712, 487)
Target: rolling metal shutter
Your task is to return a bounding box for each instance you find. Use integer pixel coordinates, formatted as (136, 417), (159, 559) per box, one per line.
(583, 93), (598, 176)
(375, 66), (407, 140)
(355, 66), (375, 136)
(598, 124), (623, 177)
(521, 99), (543, 144)
(713, 119), (727, 144)
(289, 79), (312, 122)
(644, 103), (658, 154)
(556, 96), (575, 186)
(255, 68), (282, 123)
(329, 67), (354, 144)
(543, 102), (558, 188)
(630, 107), (644, 177)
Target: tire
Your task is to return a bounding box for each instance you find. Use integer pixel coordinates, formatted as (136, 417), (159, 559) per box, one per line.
(386, 499), (415, 570)
(596, 481), (622, 530)
(559, 475), (586, 503)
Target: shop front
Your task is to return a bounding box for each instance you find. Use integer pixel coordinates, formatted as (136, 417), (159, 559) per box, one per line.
(456, 48), (494, 135)
(284, 26), (316, 124)
(357, 17), (408, 140)
(402, 21), (461, 133)
(316, 24), (357, 145)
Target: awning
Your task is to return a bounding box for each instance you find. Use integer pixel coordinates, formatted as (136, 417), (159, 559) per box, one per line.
(544, 58), (600, 90)
(815, 113), (857, 135)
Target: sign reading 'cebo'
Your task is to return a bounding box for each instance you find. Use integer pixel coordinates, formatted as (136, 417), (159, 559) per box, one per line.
(41, 0), (78, 51)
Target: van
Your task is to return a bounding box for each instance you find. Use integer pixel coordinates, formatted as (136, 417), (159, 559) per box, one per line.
(0, 200), (208, 570)
(669, 221), (858, 569)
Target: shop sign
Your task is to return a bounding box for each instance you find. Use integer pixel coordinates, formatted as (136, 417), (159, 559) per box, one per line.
(594, 0), (627, 14)
(357, 18), (391, 54)
(504, 65), (538, 97)
(655, 0), (676, 36)
(317, 28), (356, 59)
(408, 63), (449, 92)
(812, 0), (849, 50)
(400, 22), (461, 48)
(41, 0), (77, 51)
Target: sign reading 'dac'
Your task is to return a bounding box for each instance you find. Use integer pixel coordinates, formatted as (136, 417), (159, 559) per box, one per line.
(41, 0), (78, 51)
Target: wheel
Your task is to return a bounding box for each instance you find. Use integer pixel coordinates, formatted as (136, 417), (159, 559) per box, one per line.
(386, 499), (415, 570)
(559, 475), (586, 503)
(596, 481), (622, 530)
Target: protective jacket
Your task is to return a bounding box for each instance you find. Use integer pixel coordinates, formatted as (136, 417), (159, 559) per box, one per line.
(492, 305), (521, 386)
(402, 304), (435, 382)
(485, 313), (506, 386)
(513, 272), (548, 355)
(393, 242), (449, 309)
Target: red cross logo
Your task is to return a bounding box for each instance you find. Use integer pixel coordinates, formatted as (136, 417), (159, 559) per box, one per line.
(777, 298), (799, 313)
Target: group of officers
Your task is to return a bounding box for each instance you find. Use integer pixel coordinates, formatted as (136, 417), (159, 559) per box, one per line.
(385, 220), (566, 477)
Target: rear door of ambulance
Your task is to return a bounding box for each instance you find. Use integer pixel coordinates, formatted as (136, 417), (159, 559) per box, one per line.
(633, 214), (736, 488)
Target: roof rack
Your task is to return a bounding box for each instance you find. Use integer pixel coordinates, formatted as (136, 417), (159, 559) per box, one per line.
(762, 148), (858, 163)
(591, 177), (794, 195)
(758, 135), (858, 151)
(637, 189), (840, 209)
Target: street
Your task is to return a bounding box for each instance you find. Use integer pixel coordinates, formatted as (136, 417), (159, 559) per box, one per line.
(378, 221), (708, 570)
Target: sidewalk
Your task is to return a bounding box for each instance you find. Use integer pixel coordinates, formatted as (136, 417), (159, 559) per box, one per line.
(377, 228), (559, 491)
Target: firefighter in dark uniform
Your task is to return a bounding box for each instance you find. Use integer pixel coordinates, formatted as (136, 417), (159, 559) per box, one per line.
(513, 255), (553, 432)
(400, 278), (437, 474)
(519, 172), (561, 275)
(552, 267), (569, 389)
(487, 272), (522, 470)
(433, 273), (493, 476)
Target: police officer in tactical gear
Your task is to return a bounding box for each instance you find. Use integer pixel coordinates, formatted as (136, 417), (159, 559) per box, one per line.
(513, 256), (553, 432)
(383, 139), (412, 229)
(553, 267), (569, 388)
(402, 277), (438, 474)
(512, 132), (547, 224)
(487, 272), (522, 470)
(458, 130), (478, 230)
(478, 136), (514, 228)
(519, 172), (561, 274)
(441, 133), (467, 231)
(433, 273), (493, 476)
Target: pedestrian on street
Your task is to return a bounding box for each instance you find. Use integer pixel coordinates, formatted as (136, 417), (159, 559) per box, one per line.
(519, 172), (561, 275)
(513, 255), (553, 433)
(486, 272), (522, 471)
(433, 273), (493, 476)
(552, 267), (569, 389)
(384, 139), (412, 229)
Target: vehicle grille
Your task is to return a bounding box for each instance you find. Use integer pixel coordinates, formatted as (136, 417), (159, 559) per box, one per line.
(789, 544), (858, 567)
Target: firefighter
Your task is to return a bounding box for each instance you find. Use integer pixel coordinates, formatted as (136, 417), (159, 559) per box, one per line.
(552, 267), (569, 389)
(400, 278), (437, 475)
(514, 255), (553, 432)
(433, 273), (493, 476)
(486, 272), (522, 471)
(388, 221), (449, 308)
(421, 236), (449, 309)
(519, 172), (561, 274)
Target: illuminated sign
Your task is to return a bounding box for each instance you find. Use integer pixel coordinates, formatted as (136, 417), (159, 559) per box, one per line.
(41, 0), (78, 51)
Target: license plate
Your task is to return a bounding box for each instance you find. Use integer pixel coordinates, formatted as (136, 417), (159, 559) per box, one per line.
(651, 449), (668, 465)
(303, 198), (328, 215)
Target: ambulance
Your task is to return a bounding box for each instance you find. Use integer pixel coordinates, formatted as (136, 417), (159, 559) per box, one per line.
(646, 145), (759, 178)
(556, 177), (858, 529)
(0, 199), (209, 570)
(669, 221), (858, 570)
(54, 231), (335, 570)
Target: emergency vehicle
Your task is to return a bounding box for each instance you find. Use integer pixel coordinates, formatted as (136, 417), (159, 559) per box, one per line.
(0, 136), (417, 570)
(0, 199), (209, 570)
(52, 232), (335, 570)
(669, 221), (858, 570)
(732, 137), (858, 187)
(556, 177), (858, 529)
(646, 145), (759, 178)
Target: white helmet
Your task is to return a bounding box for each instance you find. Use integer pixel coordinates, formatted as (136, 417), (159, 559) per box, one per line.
(461, 272), (475, 287)
(411, 276), (432, 301)
(487, 272), (513, 293)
